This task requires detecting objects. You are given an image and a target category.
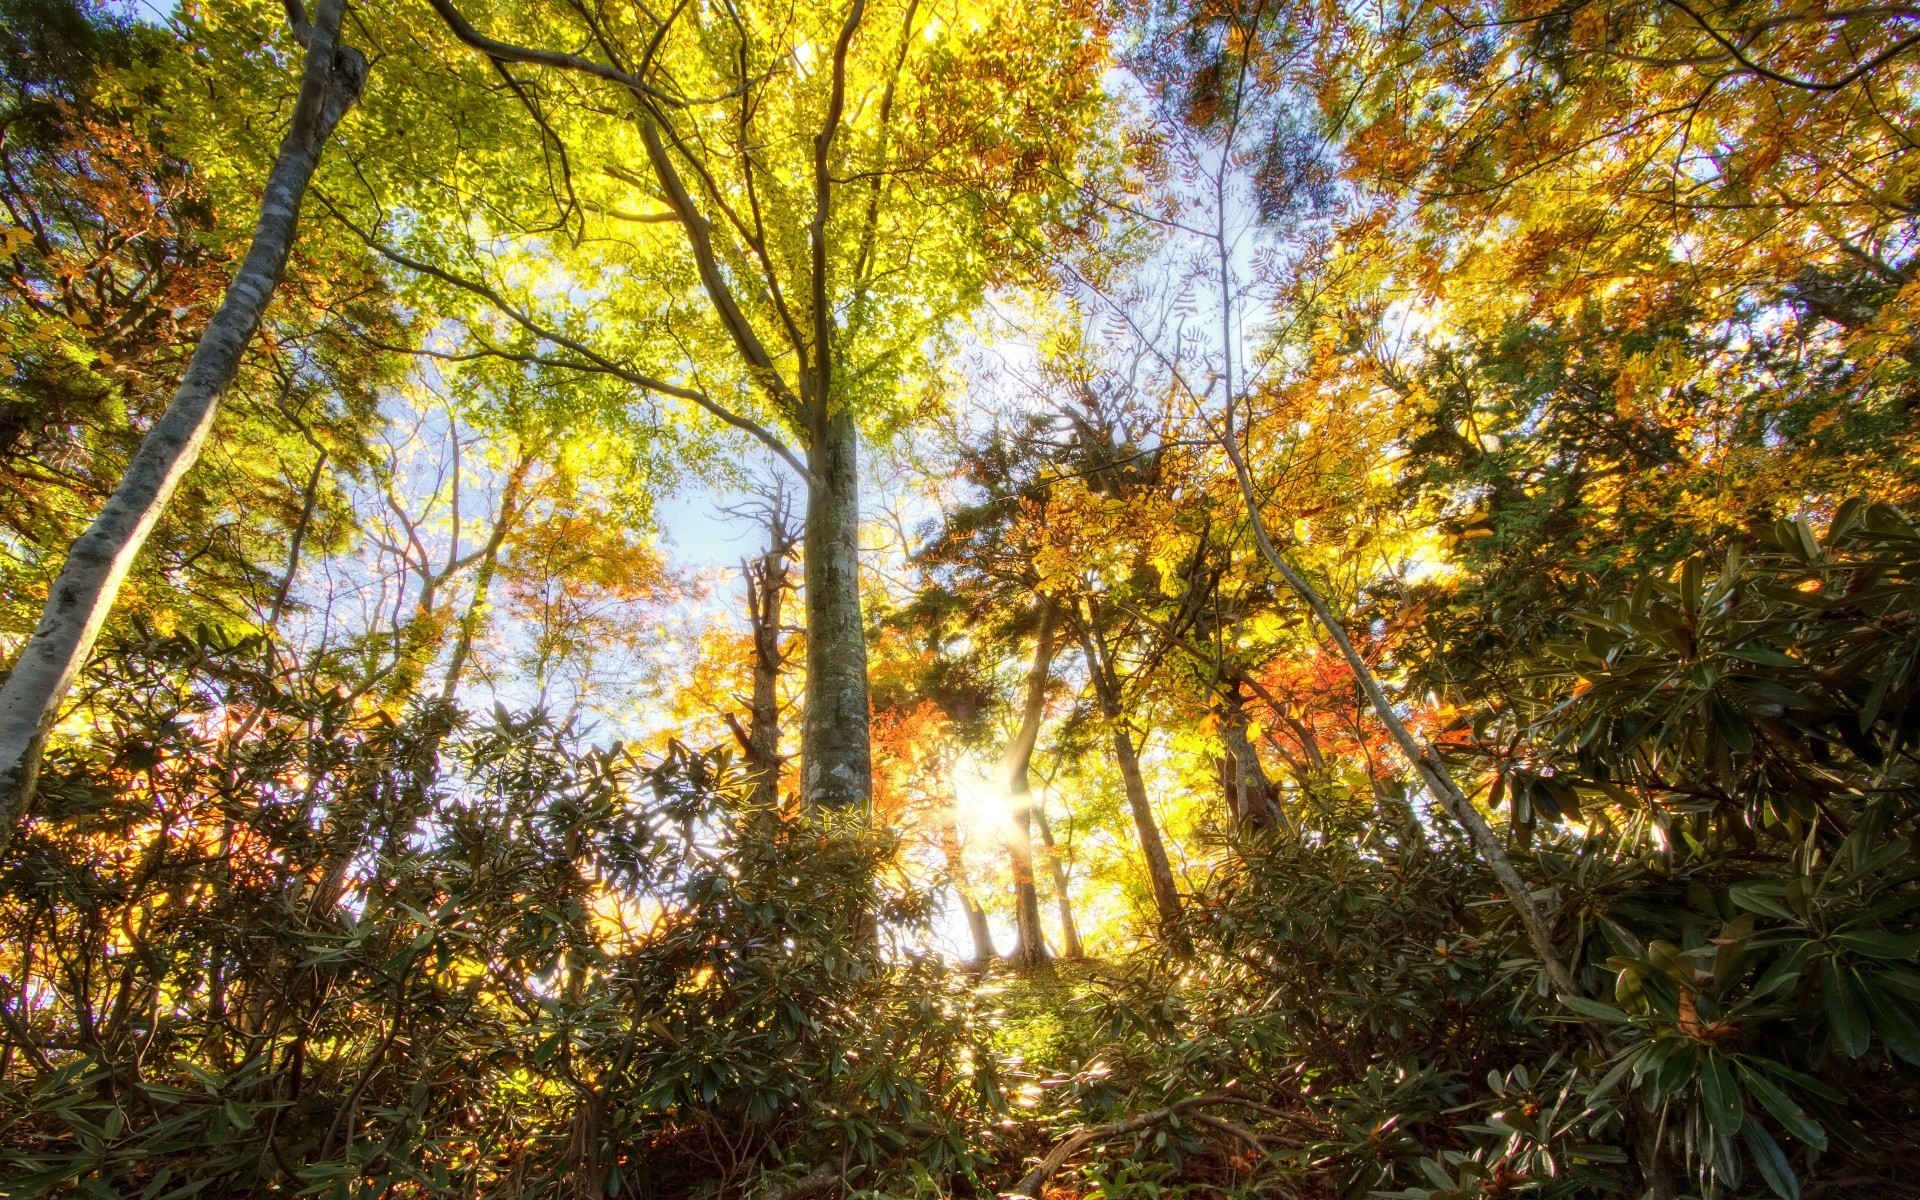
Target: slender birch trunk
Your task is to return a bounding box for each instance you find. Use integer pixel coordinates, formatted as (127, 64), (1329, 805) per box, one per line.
(1003, 604), (1055, 966)
(1218, 687), (1281, 831)
(741, 504), (795, 807)
(1198, 116), (1578, 992)
(440, 454), (535, 702)
(0, 0), (365, 851)
(1216, 411), (1581, 998)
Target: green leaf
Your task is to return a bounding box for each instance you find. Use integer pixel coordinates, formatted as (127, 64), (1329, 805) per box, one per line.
(1584, 1046), (1644, 1107)
(1750, 941), (1811, 998)
(1729, 882), (1797, 921)
(1743, 1119), (1800, 1200)
(1559, 995), (1633, 1024)
(1736, 1064), (1827, 1151)
(1712, 696), (1754, 755)
(1833, 928), (1920, 959)
(1699, 1054), (1743, 1135)
(1860, 977), (1920, 1065)
(1823, 959), (1871, 1057)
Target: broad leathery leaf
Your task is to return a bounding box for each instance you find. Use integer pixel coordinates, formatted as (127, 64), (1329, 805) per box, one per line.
(1821, 959), (1871, 1058)
(1750, 942), (1812, 999)
(1699, 1054), (1743, 1135)
(1859, 977), (1920, 1065)
(1559, 995), (1633, 1024)
(1729, 881), (1797, 921)
(1832, 928), (1920, 959)
(1584, 1044), (1645, 1107)
(1712, 696), (1755, 755)
(1736, 1064), (1827, 1150)
(1744, 1120), (1801, 1200)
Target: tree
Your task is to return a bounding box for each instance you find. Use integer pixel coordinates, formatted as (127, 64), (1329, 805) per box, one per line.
(1001, 601), (1056, 966)
(0, 0), (365, 847)
(724, 483), (799, 808)
(368, 0), (1113, 811)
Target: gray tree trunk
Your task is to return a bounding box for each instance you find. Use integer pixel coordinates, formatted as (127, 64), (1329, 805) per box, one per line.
(1076, 616), (1183, 944)
(1003, 604), (1055, 966)
(440, 453), (535, 702)
(0, 0), (365, 852)
(1217, 407), (1582, 998)
(1033, 805), (1084, 959)
(800, 410), (871, 810)
(1110, 724), (1183, 942)
(1218, 687), (1281, 831)
(742, 503), (795, 807)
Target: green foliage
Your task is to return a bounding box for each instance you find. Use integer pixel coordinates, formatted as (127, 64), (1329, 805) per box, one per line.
(979, 504), (1920, 1196)
(0, 636), (1001, 1200)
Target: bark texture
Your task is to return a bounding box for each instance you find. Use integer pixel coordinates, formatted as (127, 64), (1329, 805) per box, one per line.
(1003, 605), (1056, 966)
(740, 502), (796, 807)
(1218, 407), (1581, 999)
(0, 1), (365, 850)
(1217, 687), (1281, 831)
(801, 410), (872, 810)
(1033, 805), (1083, 959)
(1076, 614), (1184, 943)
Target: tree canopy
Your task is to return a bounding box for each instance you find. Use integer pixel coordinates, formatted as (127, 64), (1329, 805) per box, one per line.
(4, 0), (1920, 1197)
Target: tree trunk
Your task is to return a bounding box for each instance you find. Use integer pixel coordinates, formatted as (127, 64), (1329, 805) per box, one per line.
(1003, 604), (1055, 966)
(1109, 724), (1184, 943)
(0, 0), (365, 850)
(741, 503), (795, 807)
(1217, 407), (1582, 999)
(440, 454), (535, 702)
(1033, 805), (1083, 959)
(800, 409), (871, 811)
(1075, 614), (1183, 945)
(937, 807), (995, 965)
(1218, 687), (1281, 831)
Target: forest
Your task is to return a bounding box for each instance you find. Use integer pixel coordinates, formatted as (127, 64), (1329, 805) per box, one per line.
(1, 0), (1918, 1196)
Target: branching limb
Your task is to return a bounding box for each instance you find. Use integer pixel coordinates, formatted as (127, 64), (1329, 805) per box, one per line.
(807, 0), (865, 421)
(1658, 0), (1920, 92)
(1210, 399), (1583, 1000)
(425, 0), (689, 107)
(317, 194), (815, 484)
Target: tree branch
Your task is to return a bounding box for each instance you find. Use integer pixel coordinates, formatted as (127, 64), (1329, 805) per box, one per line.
(318, 195), (815, 484)
(808, 0), (865, 426)
(425, 0), (690, 107)
(1659, 0), (1920, 91)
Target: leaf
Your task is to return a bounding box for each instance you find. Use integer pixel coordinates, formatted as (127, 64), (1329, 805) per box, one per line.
(1584, 1046), (1643, 1107)
(1859, 978), (1920, 1065)
(1832, 928), (1920, 959)
(1712, 696), (1754, 755)
(1743, 1120), (1801, 1200)
(1729, 882), (1797, 921)
(1737, 1064), (1827, 1150)
(1823, 959), (1872, 1058)
(1750, 941), (1811, 998)
(1559, 995), (1633, 1024)
(1699, 1054), (1743, 1135)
